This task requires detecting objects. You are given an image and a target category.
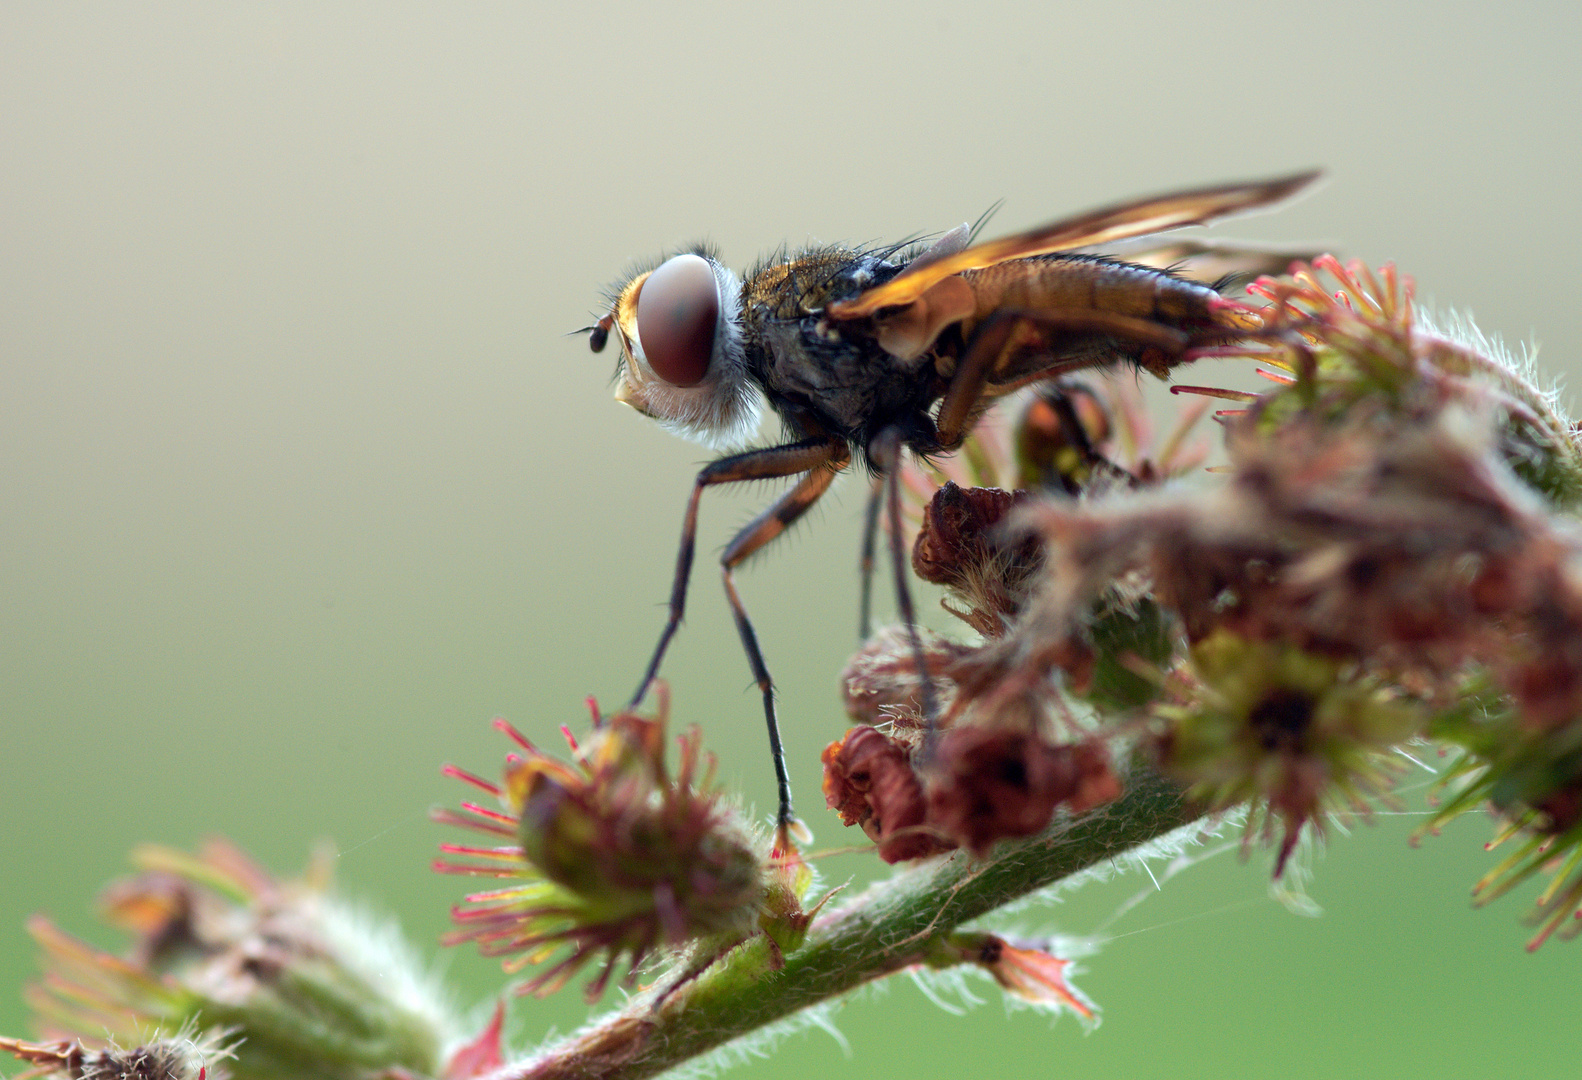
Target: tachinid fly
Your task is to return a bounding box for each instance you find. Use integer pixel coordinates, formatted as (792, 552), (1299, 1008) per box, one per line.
(588, 171), (1320, 839)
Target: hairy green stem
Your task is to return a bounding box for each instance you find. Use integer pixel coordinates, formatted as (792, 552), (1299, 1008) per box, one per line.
(506, 768), (1195, 1080)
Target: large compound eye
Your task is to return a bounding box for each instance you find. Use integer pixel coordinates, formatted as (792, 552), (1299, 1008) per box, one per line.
(636, 253), (719, 387)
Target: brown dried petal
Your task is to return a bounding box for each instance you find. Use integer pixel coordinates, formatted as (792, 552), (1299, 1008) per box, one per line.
(820, 729), (888, 829)
(912, 482), (1028, 586)
(927, 729), (1120, 855)
(913, 483), (1044, 636)
(841, 627), (972, 728)
(821, 726), (954, 863)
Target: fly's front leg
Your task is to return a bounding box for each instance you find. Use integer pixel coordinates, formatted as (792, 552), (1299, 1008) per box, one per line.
(717, 448), (849, 831)
(934, 308), (1191, 448)
(629, 437), (848, 713)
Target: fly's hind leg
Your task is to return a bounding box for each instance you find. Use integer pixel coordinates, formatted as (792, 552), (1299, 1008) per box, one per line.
(857, 472), (884, 641)
(868, 428), (942, 754)
(934, 308), (1192, 448)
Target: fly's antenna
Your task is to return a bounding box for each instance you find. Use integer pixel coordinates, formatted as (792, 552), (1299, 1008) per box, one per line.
(583, 313), (615, 352)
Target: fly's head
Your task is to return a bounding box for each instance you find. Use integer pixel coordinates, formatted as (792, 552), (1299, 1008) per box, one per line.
(589, 247), (763, 451)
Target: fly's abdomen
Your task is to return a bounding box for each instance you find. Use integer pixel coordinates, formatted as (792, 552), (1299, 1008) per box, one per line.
(967, 255), (1225, 325)
(956, 256), (1238, 385)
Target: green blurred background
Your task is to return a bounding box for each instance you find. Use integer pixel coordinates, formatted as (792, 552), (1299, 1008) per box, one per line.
(3, 4), (1578, 1077)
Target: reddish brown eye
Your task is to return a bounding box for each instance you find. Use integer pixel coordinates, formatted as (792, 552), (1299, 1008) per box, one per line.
(636, 253), (718, 387)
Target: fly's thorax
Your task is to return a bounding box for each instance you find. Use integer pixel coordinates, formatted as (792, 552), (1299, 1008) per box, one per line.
(739, 248), (935, 440)
(743, 248), (902, 324)
(746, 325), (942, 448)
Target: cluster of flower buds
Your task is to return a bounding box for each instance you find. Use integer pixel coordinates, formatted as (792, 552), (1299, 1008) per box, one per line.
(824, 377), (1182, 863)
(1160, 259), (1582, 910)
(10, 840), (462, 1080)
(435, 685), (811, 1000)
(825, 255), (1582, 949)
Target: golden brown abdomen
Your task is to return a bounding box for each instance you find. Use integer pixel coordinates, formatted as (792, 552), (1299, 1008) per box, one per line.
(963, 255), (1223, 323)
(955, 256), (1236, 386)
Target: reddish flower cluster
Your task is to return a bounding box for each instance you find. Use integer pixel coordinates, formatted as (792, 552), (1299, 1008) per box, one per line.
(435, 688), (776, 999)
(826, 416), (1134, 863)
(825, 254), (1582, 935)
(819, 365), (1230, 864)
(823, 721), (1119, 863)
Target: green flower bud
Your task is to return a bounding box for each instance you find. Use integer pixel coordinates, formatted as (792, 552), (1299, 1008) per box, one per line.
(436, 686), (787, 1001)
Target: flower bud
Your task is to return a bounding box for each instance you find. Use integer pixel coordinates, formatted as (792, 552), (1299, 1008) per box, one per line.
(928, 932), (1095, 1023)
(435, 686), (777, 1000)
(1156, 631), (1421, 876)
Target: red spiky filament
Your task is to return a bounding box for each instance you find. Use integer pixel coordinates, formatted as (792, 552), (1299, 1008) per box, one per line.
(1418, 689), (1582, 951)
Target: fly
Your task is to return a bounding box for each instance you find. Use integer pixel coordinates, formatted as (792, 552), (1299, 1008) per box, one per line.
(587, 171), (1320, 839)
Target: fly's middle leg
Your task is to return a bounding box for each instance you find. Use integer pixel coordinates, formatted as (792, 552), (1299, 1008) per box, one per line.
(869, 427), (943, 757)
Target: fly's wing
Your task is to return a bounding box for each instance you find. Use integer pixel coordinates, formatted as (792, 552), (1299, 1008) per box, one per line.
(825, 170), (1321, 320)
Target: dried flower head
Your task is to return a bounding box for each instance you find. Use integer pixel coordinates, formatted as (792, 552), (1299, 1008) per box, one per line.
(0, 1030), (234, 1080)
(23, 841), (451, 1080)
(912, 481), (1044, 637)
(821, 716), (1119, 862)
(931, 727), (1120, 855)
(824, 372), (1210, 862)
(821, 724), (953, 863)
(434, 686), (776, 1000)
(841, 624), (973, 727)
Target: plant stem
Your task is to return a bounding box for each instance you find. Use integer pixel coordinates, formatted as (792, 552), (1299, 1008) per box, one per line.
(505, 768), (1196, 1080)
